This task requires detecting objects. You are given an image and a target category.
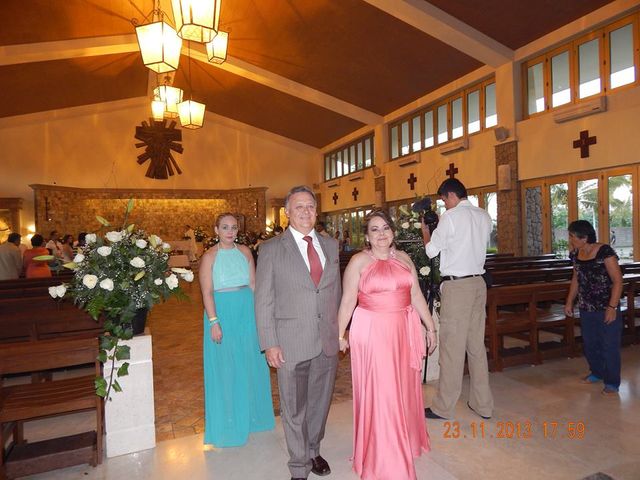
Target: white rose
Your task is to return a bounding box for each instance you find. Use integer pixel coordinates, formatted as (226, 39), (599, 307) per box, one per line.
(82, 274), (98, 289)
(419, 266), (431, 276)
(85, 233), (97, 244)
(97, 246), (112, 257)
(413, 222), (422, 229)
(162, 242), (171, 251)
(55, 285), (67, 297)
(182, 271), (194, 282)
(106, 231), (124, 242)
(130, 257), (145, 268)
(149, 234), (162, 247)
(135, 239), (148, 248)
(154, 278), (163, 286)
(48, 286), (58, 298)
(165, 273), (179, 290)
(73, 253), (85, 263)
(401, 222), (410, 229)
(99, 278), (114, 291)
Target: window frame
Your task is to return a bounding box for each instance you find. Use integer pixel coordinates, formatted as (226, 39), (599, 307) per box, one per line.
(323, 133), (375, 182)
(388, 77), (496, 161)
(522, 13), (639, 119)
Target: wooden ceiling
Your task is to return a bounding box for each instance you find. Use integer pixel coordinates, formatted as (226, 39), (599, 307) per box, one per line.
(0, 0), (618, 148)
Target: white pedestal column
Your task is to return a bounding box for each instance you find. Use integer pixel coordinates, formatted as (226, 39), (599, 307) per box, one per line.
(104, 332), (156, 458)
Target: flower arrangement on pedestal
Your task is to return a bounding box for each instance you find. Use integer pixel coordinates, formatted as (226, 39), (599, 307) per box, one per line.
(47, 199), (193, 398)
(394, 201), (441, 314)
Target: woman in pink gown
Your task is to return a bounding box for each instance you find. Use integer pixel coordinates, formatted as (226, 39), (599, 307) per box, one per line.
(338, 210), (438, 480)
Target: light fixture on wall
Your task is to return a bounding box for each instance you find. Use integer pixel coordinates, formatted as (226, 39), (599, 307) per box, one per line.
(206, 31), (229, 64)
(171, 0), (222, 43)
(178, 41), (205, 129)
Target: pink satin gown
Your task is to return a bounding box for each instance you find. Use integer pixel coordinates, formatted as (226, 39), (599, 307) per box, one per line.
(350, 253), (430, 480)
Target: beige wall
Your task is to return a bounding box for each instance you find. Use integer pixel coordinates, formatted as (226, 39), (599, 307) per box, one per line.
(0, 98), (318, 236)
(517, 88), (640, 180)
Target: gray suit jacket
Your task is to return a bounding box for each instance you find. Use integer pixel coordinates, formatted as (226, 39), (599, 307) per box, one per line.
(255, 229), (341, 363)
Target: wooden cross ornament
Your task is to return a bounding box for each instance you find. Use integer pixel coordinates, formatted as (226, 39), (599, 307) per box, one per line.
(573, 130), (597, 158)
(407, 173), (418, 191)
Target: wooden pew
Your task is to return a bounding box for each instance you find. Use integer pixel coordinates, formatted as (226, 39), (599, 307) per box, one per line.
(485, 258), (572, 271)
(0, 337), (103, 479)
(486, 284), (542, 371)
(485, 253), (558, 263)
(491, 266), (573, 287)
(0, 296), (103, 344)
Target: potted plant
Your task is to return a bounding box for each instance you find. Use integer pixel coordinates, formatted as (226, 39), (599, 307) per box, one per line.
(47, 199), (193, 398)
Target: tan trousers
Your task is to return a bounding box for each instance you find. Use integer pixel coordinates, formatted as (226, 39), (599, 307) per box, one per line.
(431, 276), (493, 418)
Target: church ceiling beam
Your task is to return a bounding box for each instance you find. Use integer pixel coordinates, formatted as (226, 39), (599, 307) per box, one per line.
(362, 0), (513, 67)
(0, 35), (382, 127)
(0, 35), (139, 66)
(185, 48), (383, 127)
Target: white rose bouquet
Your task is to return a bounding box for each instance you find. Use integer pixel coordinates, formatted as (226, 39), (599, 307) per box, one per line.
(49, 199), (193, 397)
(394, 202), (441, 314)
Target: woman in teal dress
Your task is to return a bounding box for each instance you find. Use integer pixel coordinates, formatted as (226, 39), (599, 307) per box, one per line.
(198, 213), (275, 447)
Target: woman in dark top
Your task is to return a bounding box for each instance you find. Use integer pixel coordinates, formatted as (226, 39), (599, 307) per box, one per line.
(564, 220), (623, 395)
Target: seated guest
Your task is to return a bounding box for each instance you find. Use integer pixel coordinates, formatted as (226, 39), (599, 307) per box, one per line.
(23, 234), (52, 278)
(46, 230), (63, 257)
(60, 234), (74, 262)
(0, 233), (23, 280)
(564, 220), (623, 395)
(77, 232), (87, 248)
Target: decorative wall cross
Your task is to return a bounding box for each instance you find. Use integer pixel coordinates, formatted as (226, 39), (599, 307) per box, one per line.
(332, 192), (339, 205)
(407, 173), (418, 190)
(352, 187), (359, 201)
(573, 130), (597, 158)
(446, 162), (458, 178)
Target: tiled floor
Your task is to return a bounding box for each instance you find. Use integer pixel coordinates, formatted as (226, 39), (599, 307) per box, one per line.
(10, 277), (640, 479)
(21, 344), (640, 479)
(148, 279), (353, 442)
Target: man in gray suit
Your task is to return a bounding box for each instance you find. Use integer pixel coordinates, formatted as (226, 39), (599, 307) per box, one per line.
(255, 185), (341, 480)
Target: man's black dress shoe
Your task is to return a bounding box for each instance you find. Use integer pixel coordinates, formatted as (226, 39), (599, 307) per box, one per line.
(311, 455), (331, 476)
(424, 407), (446, 419)
(291, 478), (306, 480)
(467, 402), (491, 420)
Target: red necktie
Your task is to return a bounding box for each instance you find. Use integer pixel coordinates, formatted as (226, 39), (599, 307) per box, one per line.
(303, 236), (323, 286)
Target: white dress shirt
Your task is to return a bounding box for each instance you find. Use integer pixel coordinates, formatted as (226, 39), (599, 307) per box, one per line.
(424, 199), (491, 276)
(289, 227), (327, 270)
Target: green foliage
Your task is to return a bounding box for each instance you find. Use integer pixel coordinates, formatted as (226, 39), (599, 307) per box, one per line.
(394, 204), (441, 314)
(49, 199), (193, 399)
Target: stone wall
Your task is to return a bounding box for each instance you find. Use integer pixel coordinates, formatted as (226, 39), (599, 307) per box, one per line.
(495, 141), (523, 255)
(31, 185), (267, 240)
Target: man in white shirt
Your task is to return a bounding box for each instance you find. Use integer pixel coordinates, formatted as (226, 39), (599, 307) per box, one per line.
(422, 178), (493, 420)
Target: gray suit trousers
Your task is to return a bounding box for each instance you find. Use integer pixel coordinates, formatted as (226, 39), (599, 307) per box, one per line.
(277, 351), (338, 478)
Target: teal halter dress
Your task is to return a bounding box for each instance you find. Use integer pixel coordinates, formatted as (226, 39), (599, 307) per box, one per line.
(203, 246), (275, 446)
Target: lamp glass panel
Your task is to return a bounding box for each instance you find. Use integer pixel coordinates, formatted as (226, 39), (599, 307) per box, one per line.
(206, 31), (228, 64)
(151, 100), (166, 121)
(172, 0), (220, 43)
(136, 22), (181, 73)
(178, 100), (205, 129)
